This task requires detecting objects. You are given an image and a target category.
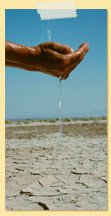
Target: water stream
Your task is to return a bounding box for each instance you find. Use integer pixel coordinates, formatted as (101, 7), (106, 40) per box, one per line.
(58, 77), (63, 143)
(47, 21), (63, 144)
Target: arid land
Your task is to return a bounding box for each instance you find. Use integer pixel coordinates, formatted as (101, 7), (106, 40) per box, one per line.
(5, 117), (107, 210)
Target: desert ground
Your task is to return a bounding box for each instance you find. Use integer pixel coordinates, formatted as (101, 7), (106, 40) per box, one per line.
(5, 118), (107, 210)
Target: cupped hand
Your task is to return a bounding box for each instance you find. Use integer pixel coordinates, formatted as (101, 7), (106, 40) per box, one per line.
(6, 41), (89, 79)
(27, 42), (89, 79)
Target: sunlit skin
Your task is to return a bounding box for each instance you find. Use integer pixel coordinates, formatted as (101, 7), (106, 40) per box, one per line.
(5, 41), (89, 79)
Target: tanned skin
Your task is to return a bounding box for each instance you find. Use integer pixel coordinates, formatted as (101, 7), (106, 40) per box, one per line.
(5, 41), (89, 79)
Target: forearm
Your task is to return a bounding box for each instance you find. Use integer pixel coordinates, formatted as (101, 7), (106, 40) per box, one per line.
(5, 41), (40, 69)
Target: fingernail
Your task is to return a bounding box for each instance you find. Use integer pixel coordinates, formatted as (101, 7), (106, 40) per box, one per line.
(71, 48), (74, 53)
(67, 53), (72, 57)
(77, 51), (80, 55)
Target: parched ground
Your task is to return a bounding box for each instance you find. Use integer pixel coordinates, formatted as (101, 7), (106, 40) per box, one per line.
(5, 120), (107, 210)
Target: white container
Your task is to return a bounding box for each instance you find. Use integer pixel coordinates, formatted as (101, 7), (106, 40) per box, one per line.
(37, 9), (77, 20)
(37, 0), (77, 20)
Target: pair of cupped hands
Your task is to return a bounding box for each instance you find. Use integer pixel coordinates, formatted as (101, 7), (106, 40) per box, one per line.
(6, 41), (89, 79)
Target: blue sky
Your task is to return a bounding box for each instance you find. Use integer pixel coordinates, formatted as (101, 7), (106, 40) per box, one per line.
(6, 9), (107, 119)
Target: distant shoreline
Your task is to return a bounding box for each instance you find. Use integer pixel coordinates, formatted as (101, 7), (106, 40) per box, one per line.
(5, 116), (107, 124)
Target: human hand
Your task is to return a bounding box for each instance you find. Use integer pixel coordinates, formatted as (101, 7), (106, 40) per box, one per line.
(6, 41), (89, 79)
(28, 42), (89, 79)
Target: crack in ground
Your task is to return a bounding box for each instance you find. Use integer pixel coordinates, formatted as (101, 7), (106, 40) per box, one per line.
(37, 202), (49, 210)
(99, 177), (107, 183)
(76, 181), (91, 188)
(70, 171), (90, 175)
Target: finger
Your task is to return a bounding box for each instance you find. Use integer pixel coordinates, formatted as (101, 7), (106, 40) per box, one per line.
(45, 48), (66, 64)
(70, 57), (84, 72)
(67, 46), (87, 67)
(77, 42), (89, 57)
(50, 43), (74, 54)
(45, 42), (74, 54)
(62, 57), (84, 80)
(66, 42), (89, 63)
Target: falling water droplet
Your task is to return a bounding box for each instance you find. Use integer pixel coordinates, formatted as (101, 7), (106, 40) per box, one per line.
(47, 29), (52, 41)
(59, 77), (63, 143)
(47, 20), (63, 144)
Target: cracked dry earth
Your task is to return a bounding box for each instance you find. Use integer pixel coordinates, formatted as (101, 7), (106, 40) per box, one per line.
(5, 122), (107, 210)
